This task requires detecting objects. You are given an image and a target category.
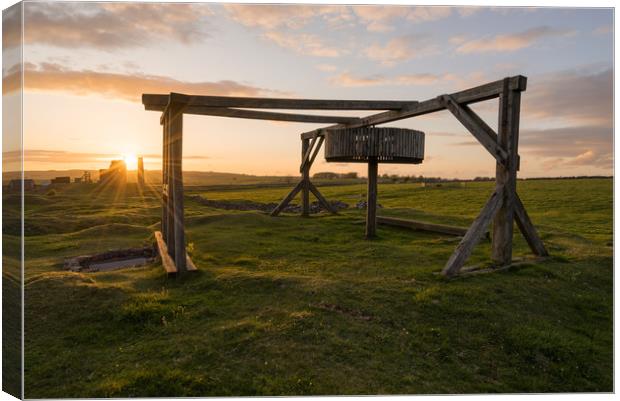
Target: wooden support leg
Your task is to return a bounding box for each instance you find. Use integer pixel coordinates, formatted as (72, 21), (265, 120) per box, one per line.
(270, 180), (304, 216)
(366, 158), (378, 239)
(308, 181), (338, 214)
(169, 106), (186, 272)
(301, 138), (310, 217)
(514, 193), (549, 257)
(442, 188), (505, 277)
(492, 79), (520, 266)
(165, 112), (175, 258)
(161, 115), (169, 243)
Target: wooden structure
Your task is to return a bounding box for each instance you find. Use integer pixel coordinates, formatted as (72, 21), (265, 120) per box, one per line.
(324, 127), (424, 163)
(324, 127), (424, 238)
(142, 75), (548, 277)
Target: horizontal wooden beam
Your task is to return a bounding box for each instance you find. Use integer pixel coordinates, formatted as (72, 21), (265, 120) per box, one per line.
(300, 75), (527, 140)
(143, 93), (416, 110)
(180, 106), (362, 124)
(377, 216), (489, 238)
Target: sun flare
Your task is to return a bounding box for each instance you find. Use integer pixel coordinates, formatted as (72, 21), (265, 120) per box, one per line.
(122, 153), (138, 170)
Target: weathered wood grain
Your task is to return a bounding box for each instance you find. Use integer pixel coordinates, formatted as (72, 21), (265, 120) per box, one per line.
(143, 93), (416, 110)
(492, 79), (520, 266)
(181, 106), (362, 124)
(514, 193), (549, 257)
(441, 94), (508, 164)
(169, 104), (187, 272)
(377, 216), (489, 238)
(270, 180), (304, 217)
(324, 127), (424, 164)
(154, 231), (177, 275)
(442, 188), (504, 277)
(308, 181), (338, 214)
(366, 158), (379, 239)
(300, 76), (527, 140)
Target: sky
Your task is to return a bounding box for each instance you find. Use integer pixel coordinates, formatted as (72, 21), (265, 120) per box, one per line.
(2, 2), (614, 178)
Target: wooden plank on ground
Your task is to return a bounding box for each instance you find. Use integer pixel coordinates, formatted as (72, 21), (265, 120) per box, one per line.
(377, 216), (489, 238)
(155, 231), (177, 275)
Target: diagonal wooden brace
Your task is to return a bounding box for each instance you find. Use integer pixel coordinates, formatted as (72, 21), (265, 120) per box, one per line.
(300, 136), (323, 172)
(308, 181), (338, 214)
(440, 94), (509, 165)
(514, 192), (549, 257)
(442, 187), (505, 277)
(270, 180), (304, 216)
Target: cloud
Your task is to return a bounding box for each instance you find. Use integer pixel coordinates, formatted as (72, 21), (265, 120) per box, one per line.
(262, 31), (342, 57)
(456, 26), (576, 54)
(2, 63), (286, 101)
(224, 4), (350, 30)
(4, 2), (212, 50)
(351, 6), (452, 32)
(519, 125), (612, 170)
(329, 71), (456, 87)
(316, 64), (338, 72)
(329, 72), (386, 87)
(3, 150), (208, 166)
(523, 67), (612, 127)
(224, 5), (454, 33)
(593, 24), (612, 35)
(364, 34), (437, 66)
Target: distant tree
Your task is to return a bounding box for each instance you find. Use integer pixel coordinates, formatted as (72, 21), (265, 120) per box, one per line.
(342, 172), (358, 179)
(313, 172), (339, 179)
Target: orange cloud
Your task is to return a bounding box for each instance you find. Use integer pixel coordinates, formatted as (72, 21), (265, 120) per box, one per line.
(329, 71), (456, 87)
(456, 26), (576, 54)
(4, 2), (212, 50)
(352, 6), (452, 32)
(262, 31), (342, 58)
(3, 63), (287, 101)
(224, 4), (349, 30)
(364, 34), (437, 66)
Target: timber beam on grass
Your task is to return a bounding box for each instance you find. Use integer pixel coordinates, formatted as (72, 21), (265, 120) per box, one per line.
(142, 74), (546, 277)
(154, 231), (197, 276)
(376, 216), (490, 238)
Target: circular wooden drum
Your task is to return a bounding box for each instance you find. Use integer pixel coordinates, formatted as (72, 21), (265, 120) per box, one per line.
(324, 127), (425, 164)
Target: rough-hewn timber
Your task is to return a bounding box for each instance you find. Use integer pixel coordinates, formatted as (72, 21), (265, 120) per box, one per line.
(377, 216), (489, 238)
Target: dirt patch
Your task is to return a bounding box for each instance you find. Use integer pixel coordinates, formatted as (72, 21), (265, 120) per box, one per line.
(64, 246), (156, 273)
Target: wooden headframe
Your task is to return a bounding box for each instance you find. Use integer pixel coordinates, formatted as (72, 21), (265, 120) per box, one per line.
(142, 75), (548, 277)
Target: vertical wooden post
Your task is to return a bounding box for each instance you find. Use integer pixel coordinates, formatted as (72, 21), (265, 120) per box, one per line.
(301, 138), (310, 217)
(169, 105), (187, 272)
(366, 158), (378, 239)
(165, 109), (175, 258)
(161, 114), (169, 243)
(492, 79), (520, 265)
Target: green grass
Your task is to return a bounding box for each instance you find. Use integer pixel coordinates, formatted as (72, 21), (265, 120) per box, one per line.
(16, 178), (612, 397)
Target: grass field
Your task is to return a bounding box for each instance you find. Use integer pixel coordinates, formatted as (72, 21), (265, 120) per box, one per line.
(11, 178), (613, 397)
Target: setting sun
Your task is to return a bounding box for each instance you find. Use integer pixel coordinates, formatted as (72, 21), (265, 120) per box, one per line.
(122, 153), (138, 170)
